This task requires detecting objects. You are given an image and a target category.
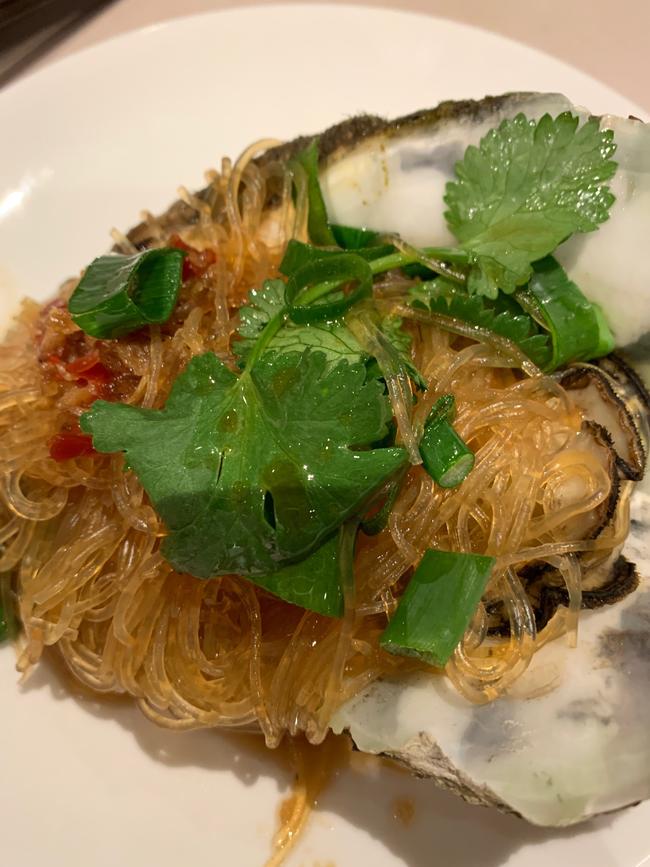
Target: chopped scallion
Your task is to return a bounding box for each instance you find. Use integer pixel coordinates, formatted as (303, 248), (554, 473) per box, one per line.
(331, 224), (380, 250)
(519, 256), (615, 369)
(291, 140), (336, 246)
(285, 254), (373, 323)
(419, 395), (474, 488)
(68, 248), (185, 338)
(279, 239), (395, 278)
(380, 548), (495, 666)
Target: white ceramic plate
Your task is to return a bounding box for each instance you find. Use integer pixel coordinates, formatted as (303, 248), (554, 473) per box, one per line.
(1, 6), (648, 866)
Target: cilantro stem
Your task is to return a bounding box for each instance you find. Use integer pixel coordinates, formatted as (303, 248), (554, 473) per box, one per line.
(369, 247), (468, 284)
(245, 309), (288, 369)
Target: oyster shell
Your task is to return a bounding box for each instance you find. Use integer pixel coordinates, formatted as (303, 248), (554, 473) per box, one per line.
(311, 96), (650, 825)
(333, 356), (650, 826)
(127, 92), (650, 354)
(123, 93), (650, 826)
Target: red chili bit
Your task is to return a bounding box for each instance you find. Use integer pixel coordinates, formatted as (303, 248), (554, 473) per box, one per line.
(65, 351), (101, 376)
(64, 351), (114, 396)
(168, 234), (216, 280)
(49, 432), (96, 462)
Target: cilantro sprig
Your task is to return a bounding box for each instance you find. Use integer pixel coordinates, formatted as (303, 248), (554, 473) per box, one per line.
(295, 114), (617, 302)
(82, 350), (406, 580)
(234, 279), (364, 368)
(233, 275), (425, 388)
(444, 112), (617, 298)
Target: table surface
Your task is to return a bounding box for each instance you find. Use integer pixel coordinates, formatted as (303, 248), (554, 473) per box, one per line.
(14, 0), (650, 113)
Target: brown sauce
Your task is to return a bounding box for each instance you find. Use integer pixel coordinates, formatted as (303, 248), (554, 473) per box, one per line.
(392, 796), (416, 827)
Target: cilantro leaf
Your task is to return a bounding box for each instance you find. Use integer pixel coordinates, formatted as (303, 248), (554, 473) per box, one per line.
(81, 350), (406, 579)
(410, 279), (553, 369)
(233, 280), (363, 369)
(233, 279), (285, 363)
(444, 112), (617, 298)
(233, 280), (426, 388)
(255, 531), (343, 617)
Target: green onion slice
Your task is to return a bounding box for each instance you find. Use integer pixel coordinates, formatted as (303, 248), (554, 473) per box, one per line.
(279, 239), (395, 278)
(279, 240), (337, 277)
(519, 256), (615, 370)
(419, 395), (474, 488)
(290, 139), (336, 246)
(68, 248), (185, 339)
(331, 224), (381, 250)
(380, 548), (495, 667)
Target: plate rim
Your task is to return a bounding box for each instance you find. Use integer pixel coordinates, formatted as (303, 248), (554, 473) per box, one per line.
(2, 2), (646, 119)
(1, 6), (648, 866)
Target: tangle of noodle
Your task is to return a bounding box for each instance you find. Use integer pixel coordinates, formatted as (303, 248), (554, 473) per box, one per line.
(0, 148), (628, 771)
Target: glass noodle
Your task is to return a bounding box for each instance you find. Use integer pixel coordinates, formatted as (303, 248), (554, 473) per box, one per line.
(0, 146), (626, 758)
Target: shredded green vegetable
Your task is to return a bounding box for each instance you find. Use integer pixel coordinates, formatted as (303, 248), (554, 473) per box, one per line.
(291, 140), (336, 246)
(521, 256), (615, 368)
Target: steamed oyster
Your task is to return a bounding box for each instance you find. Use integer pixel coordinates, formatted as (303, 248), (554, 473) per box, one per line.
(127, 92), (650, 356)
(333, 355), (650, 827)
(333, 497), (650, 826)
(123, 93), (650, 826)
(316, 92), (650, 351)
